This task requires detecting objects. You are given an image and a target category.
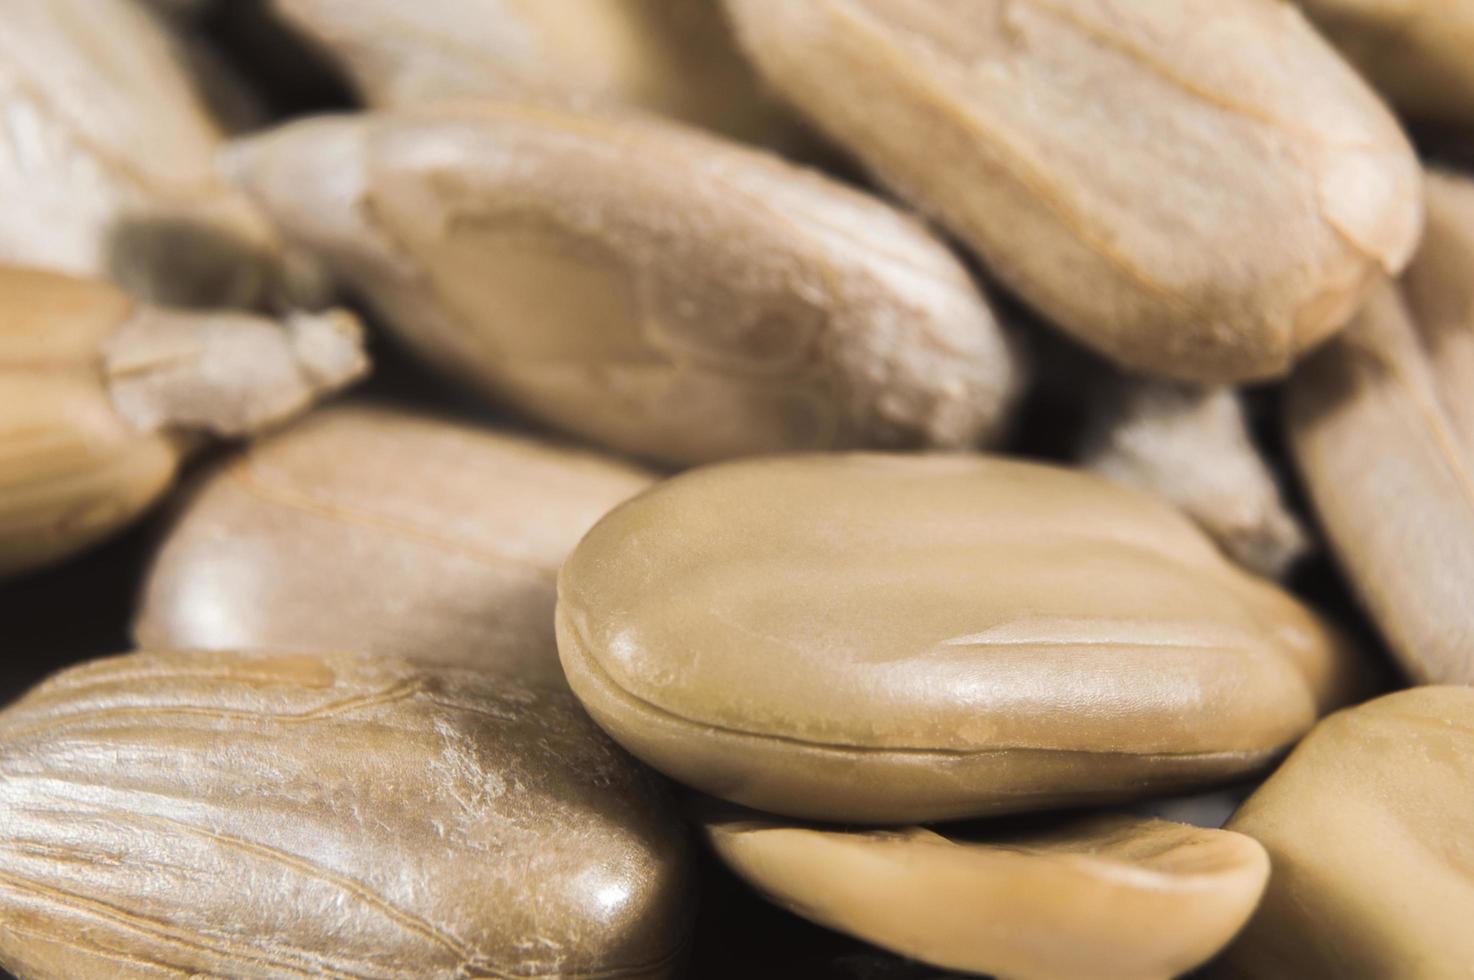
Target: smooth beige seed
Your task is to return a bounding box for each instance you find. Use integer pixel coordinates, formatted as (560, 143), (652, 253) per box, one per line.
(557, 454), (1363, 823)
(226, 104), (1024, 466)
(706, 809), (1268, 980)
(267, 0), (818, 155)
(0, 649), (692, 980)
(723, 0), (1423, 383)
(1217, 687), (1474, 978)
(1402, 169), (1474, 458)
(1079, 377), (1308, 578)
(136, 404), (654, 687)
(0, 265), (367, 580)
(0, 0), (305, 308)
(1297, 0), (1474, 126)
(1286, 278), (1474, 684)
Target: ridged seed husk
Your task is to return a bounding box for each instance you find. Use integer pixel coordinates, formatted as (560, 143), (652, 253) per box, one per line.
(225, 103), (1024, 466)
(723, 0), (1423, 384)
(267, 0), (821, 156)
(0, 649), (693, 979)
(136, 403), (654, 686)
(0, 265), (367, 580)
(1286, 277), (1474, 684)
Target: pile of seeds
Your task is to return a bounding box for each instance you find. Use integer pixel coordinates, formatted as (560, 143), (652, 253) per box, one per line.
(1, 1), (1472, 978)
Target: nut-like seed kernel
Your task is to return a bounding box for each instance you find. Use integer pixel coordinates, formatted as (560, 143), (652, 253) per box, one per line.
(1401, 169), (1474, 457)
(267, 0), (818, 154)
(1286, 278), (1474, 684)
(0, 0), (306, 308)
(706, 809), (1268, 980)
(0, 265), (367, 579)
(1218, 687), (1474, 978)
(136, 404), (654, 686)
(557, 454), (1364, 823)
(0, 649), (693, 979)
(1297, 0), (1474, 126)
(723, 0), (1423, 383)
(1079, 377), (1309, 578)
(226, 104), (1024, 466)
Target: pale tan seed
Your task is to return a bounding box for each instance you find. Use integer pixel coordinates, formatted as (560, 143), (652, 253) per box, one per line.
(723, 0), (1424, 383)
(1286, 277), (1474, 684)
(0, 265), (367, 580)
(0, 649), (692, 980)
(706, 808), (1268, 980)
(0, 0), (306, 307)
(1079, 377), (1308, 578)
(557, 454), (1366, 823)
(136, 403), (654, 687)
(1402, 168), (1474, 458)
(225, 103), (1024, 466)
(1297, 0), (1474, 127)
(1216, 687), (1474, 979)
(267, 0), (820, 155)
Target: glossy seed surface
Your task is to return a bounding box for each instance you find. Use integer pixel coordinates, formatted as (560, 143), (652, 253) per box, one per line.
(707, 809), (1268, 980)
(558, 454), (1362, 822)
(0, 649), (693, 979)
(137, 403), (654, 686)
